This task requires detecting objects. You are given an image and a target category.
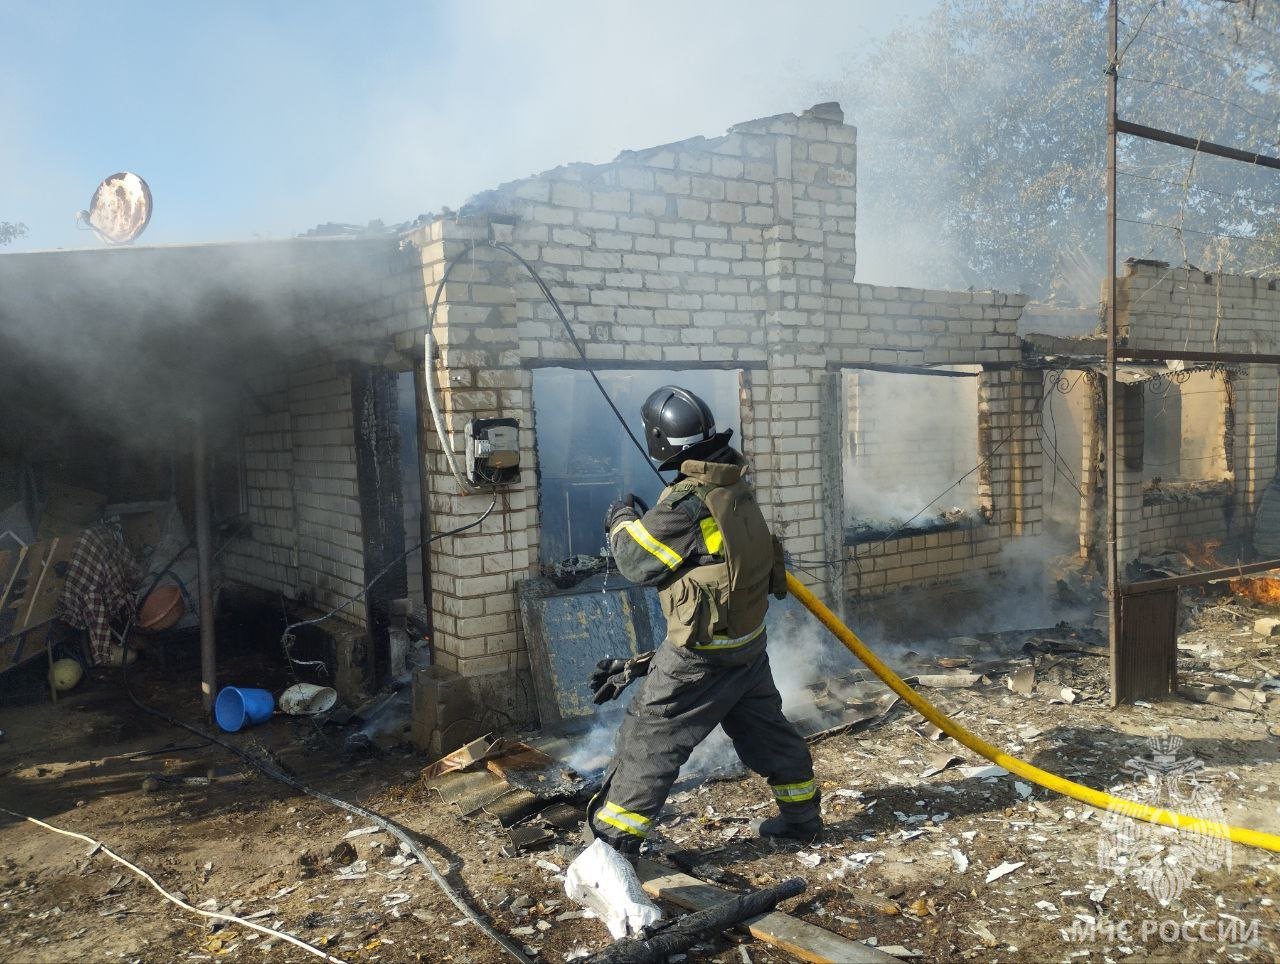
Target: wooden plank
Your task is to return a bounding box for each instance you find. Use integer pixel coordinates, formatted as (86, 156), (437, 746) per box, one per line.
(635, 858), (896, 964)
(1125, 555), (1280, 593)
(0, 545), (29, 616)
(22, 537), (73, 629)
(0, 620), (52, 674)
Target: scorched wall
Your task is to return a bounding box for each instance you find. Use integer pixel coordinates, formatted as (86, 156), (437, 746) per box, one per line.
(394, 103), (1035, 711)
(1114, 260), (1280, 560)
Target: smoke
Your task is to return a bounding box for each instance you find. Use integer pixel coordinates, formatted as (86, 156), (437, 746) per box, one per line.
(563, 699), (630, 777)
(885, 531), (1100, 645)
(963, 532), (1098, 634)
(0, 238), (396, 453)
(562, 600), (870, 786)
(843, 369), (981, 526)
(840, 0), (1280, 298)
(2, 2), (936, 253)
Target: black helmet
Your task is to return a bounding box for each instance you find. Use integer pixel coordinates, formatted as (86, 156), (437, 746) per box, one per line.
(640, 386), (731, 470)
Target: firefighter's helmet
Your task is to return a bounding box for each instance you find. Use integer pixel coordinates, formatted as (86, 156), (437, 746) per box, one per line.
(640, 386), (731, 470)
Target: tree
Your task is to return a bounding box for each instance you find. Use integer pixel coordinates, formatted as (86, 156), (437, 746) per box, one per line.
(839, 0), (1280, 300)
(0, 222), (27, 247)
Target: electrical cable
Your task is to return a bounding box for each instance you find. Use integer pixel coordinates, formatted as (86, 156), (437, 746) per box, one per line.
(422, 241), (481, 492)
(1112, 0), (1164, 69)
(1139, 23), (1268, 73)
(1117, 167), (1280, 208)
(488, 240), (664, 484)
(280, 493), (498, 671)
(422, 239), (662, 492)
(1121, 73), (1280, 135)
(0, 807), (348, 963)
(116, 687), (531, 962)
(1117, 215), (1264, 244)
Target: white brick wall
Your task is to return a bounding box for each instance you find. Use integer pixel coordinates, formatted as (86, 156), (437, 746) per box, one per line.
(221, 391), (299, 595)
(290, 362), (366, 621)
(1140, 490), (1234, 555)
(221, 105), (1046, 689)
(222, 241), (422, 627)
(393, 104), (1038, 679)
(845, 525), (1005, 595)
(222, 361), (367, 624)
(1118, 262), (1280, 534)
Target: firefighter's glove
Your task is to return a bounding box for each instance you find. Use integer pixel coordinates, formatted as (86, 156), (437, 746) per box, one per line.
(604, 493), (650, 534)
(589, 651), (654, 704)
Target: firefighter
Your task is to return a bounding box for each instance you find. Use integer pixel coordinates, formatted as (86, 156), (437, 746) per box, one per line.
(585, 385), (821, 854)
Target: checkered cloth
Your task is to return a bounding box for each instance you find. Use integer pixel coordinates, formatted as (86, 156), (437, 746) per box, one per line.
(55, 523), (139, 664)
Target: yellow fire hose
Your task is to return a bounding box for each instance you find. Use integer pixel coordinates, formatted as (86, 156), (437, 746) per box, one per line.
(785, 572), (1280, 853)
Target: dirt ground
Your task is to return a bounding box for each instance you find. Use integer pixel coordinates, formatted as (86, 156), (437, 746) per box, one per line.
(1, 591), (1279, 964)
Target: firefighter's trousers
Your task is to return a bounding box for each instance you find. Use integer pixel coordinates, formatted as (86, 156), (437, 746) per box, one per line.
(587, 632), (817, 853)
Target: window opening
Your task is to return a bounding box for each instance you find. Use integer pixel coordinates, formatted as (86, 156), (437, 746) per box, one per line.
(532, 368), (742, 564)
(842, 367), (982, 539)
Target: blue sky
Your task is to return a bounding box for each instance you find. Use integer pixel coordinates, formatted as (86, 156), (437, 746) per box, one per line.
(2, 1), (934, 251)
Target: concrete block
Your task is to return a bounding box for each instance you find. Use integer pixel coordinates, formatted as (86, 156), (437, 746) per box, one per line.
(411, 665), (485, 758)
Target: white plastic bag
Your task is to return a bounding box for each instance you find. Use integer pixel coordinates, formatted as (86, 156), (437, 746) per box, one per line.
(564, 839), (663, 939)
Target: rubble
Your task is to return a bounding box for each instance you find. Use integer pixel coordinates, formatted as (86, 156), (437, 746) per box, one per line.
(4, 579), (1280, 961)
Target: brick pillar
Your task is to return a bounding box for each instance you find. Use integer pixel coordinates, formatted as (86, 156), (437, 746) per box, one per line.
(976, 366), (1044, 539)
(1079, 374), (1104, 560)
(1231, 366), (1279, 540)
(407, 219), (540, 732)
(1011, 368), (1045, 535)
(1115, 383), (1145, 567)
(977, 370), (1013, 536)
(759, 220), (833, 599)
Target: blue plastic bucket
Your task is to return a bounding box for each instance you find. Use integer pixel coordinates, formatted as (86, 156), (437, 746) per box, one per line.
(214, 686), (275, 732)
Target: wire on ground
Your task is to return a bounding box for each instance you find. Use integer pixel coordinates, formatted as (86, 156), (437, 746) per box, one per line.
(0, 807), (348, 963)
(279, 493), (498, 672)
(118, 681), (531, 962)
(118, 492), (523, 961)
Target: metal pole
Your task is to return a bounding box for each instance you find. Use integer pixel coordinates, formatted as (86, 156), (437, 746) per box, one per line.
(193, 409), (217, 715)
(1105, 0), (1121, 706)
(1114, 119), (1280, 171)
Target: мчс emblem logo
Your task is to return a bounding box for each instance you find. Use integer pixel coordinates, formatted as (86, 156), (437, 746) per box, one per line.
(1097, 735), (1231, 903)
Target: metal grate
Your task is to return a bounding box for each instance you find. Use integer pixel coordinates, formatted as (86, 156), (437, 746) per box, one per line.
(1113, 584), (1179, 703)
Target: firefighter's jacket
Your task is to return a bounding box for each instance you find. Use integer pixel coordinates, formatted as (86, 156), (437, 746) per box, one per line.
(608, 452), (786, 653)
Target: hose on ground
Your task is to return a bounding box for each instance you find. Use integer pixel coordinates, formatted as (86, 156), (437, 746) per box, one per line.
(119, 687), (532, 962)
(785, 571), (1280, 854)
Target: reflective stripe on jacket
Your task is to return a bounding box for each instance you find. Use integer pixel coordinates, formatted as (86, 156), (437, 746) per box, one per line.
(607, 451), (786, 649)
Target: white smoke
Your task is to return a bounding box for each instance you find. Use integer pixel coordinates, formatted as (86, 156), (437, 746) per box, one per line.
(562, 602), (870, 785)
(3, 2), (934, 252)
(842, 369), (982, 527)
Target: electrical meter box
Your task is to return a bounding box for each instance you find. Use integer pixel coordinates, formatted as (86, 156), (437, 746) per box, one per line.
(465, 418), (521, 486)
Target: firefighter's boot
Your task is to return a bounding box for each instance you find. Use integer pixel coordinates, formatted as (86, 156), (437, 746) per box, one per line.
(755, 790), (823, 841)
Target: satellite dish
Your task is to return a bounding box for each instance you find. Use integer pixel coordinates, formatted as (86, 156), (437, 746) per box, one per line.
(77, 172), (152, 244)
